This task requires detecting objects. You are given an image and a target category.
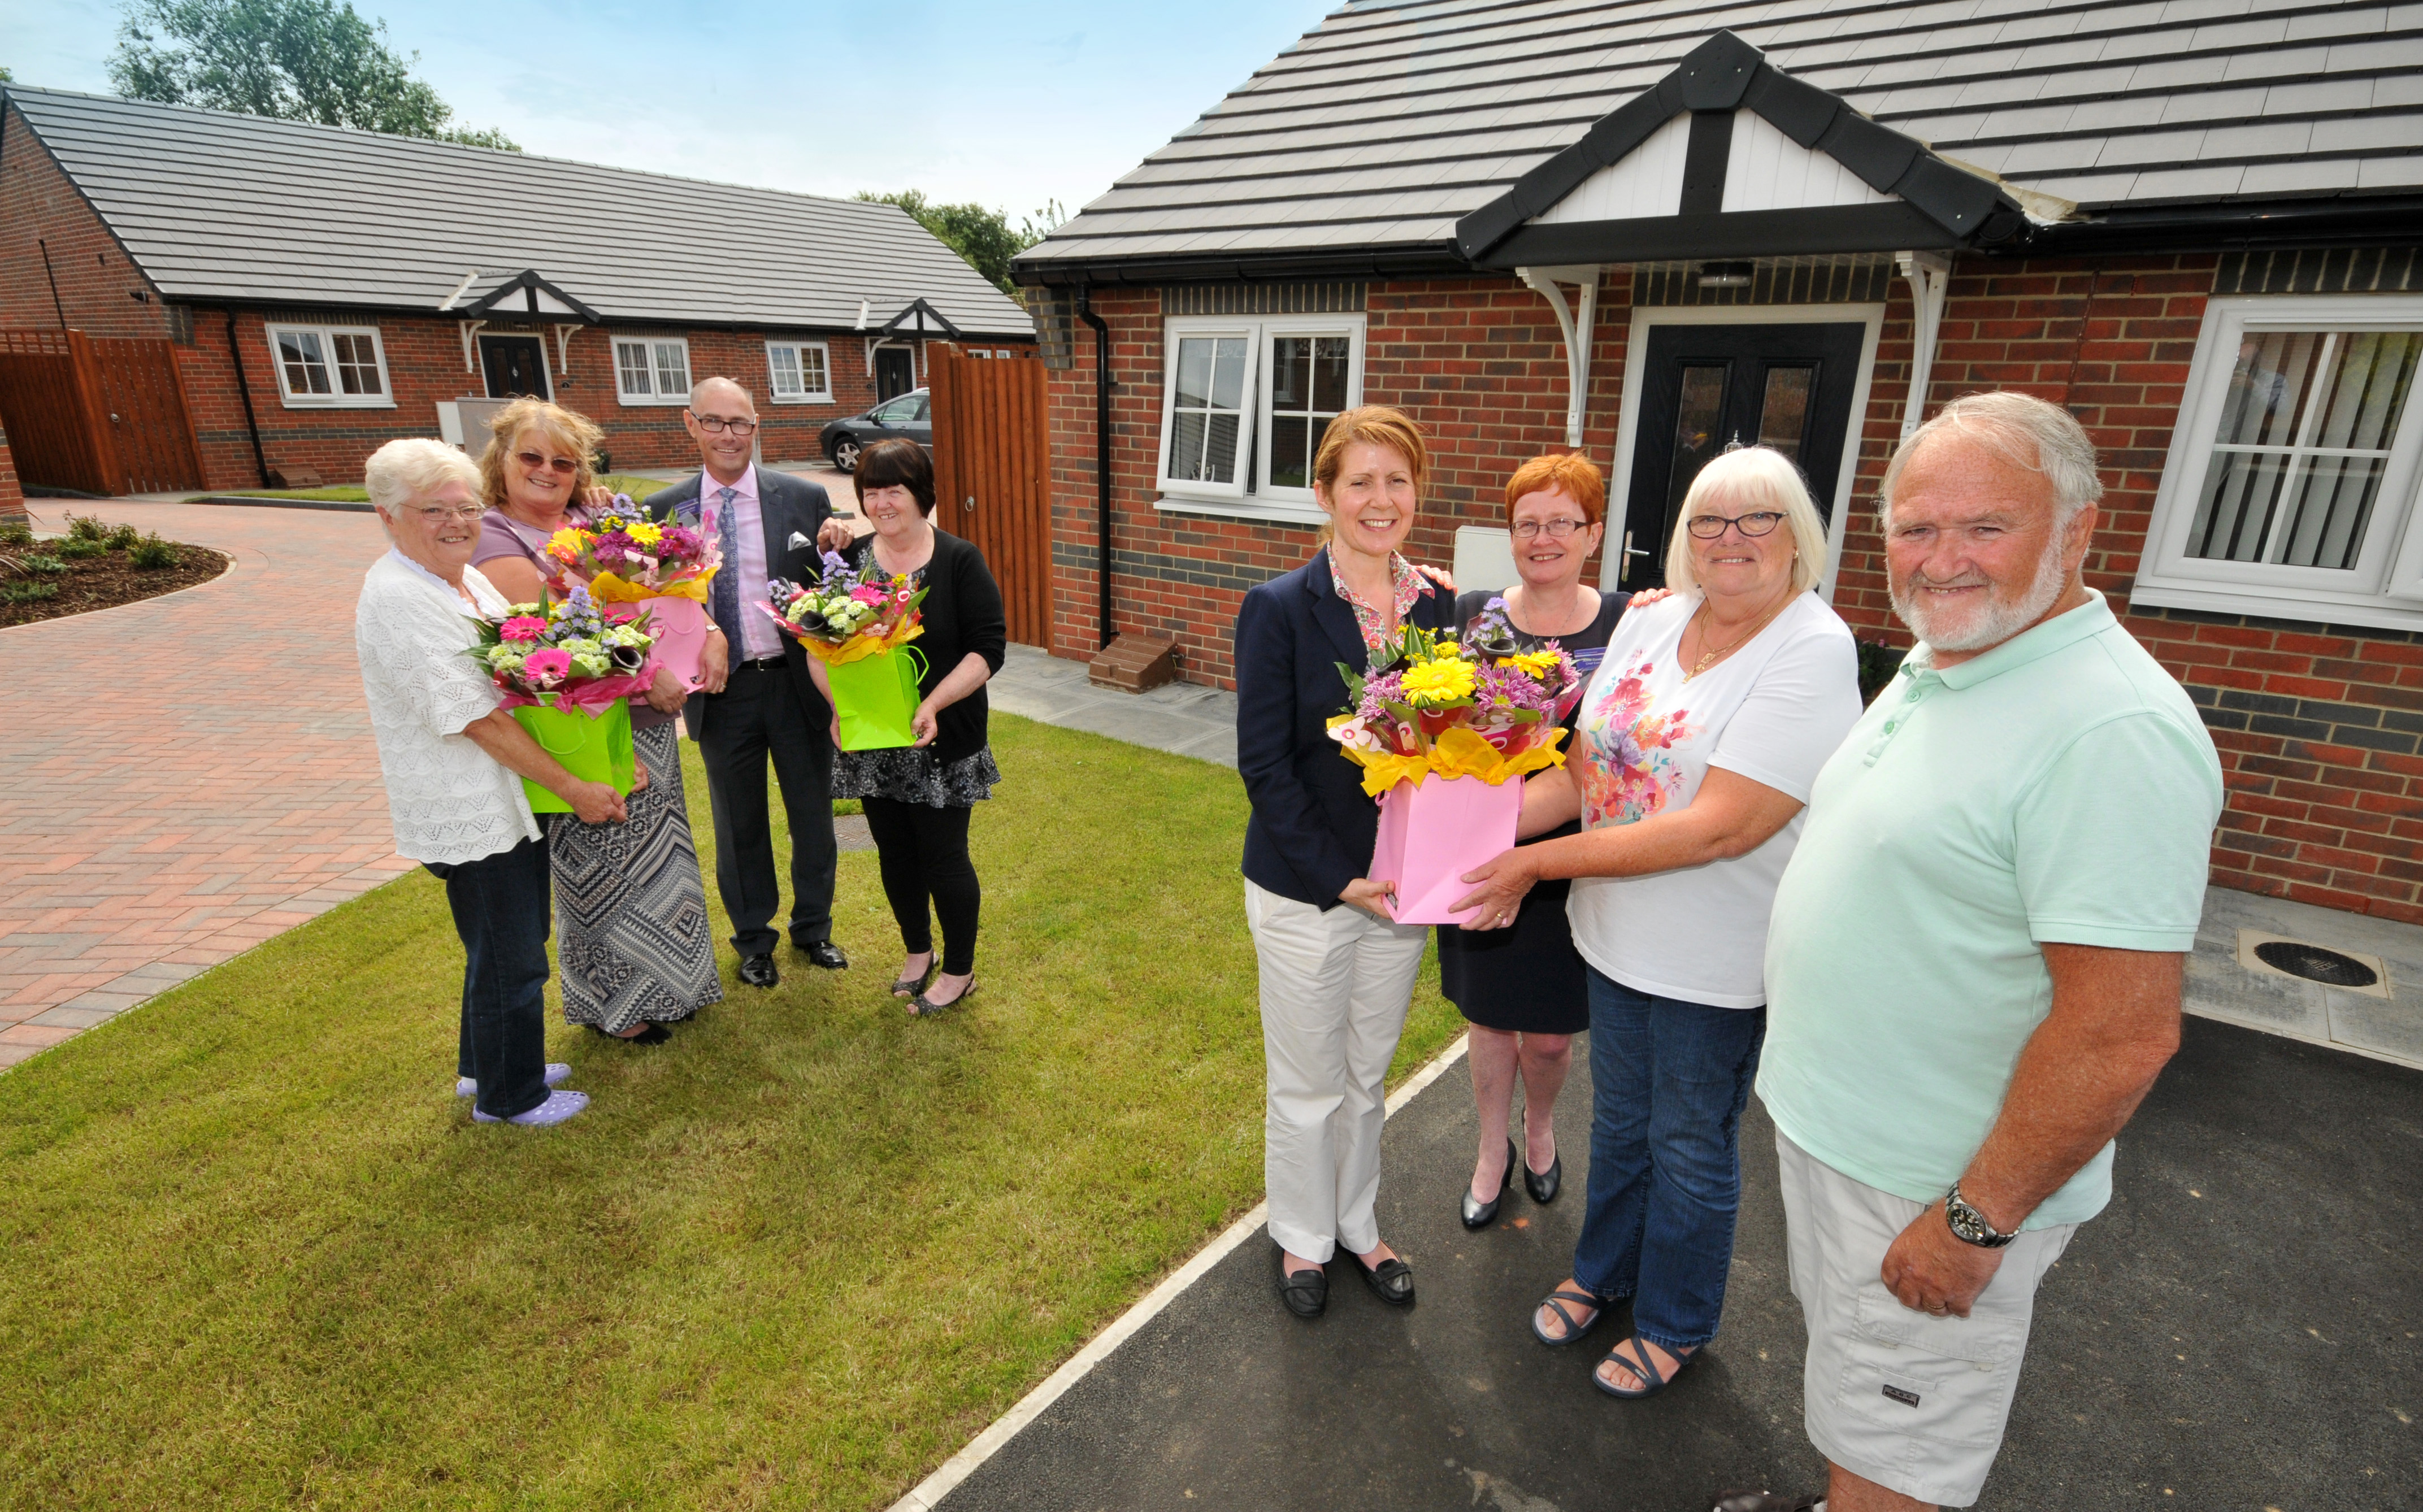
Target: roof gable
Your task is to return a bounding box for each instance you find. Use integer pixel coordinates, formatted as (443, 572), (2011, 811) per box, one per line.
(1454, 31), (2016, 263)
(460, 270), (599, 322)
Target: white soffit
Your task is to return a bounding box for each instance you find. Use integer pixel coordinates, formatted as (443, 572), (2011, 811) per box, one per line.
(1531, 112), (1689, 225)
(1722, 110), (1895, 214)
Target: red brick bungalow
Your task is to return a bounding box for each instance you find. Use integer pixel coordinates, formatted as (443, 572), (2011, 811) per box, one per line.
(1013, 1), (2423, 923)
(0, 85), (1034, 492)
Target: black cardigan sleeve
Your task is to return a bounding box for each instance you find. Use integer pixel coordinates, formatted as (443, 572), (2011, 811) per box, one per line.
(1234, 577), (1362, 906)
(905, 529), (1004, 764)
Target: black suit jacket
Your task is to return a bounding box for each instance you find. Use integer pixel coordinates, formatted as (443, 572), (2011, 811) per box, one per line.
(1234, 550), (1456, 909)
(648, 467), (835, 739)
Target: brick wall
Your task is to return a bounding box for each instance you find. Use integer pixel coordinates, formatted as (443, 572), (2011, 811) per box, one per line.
(0, 103), (171, 340)
(0, 423), (23, 525)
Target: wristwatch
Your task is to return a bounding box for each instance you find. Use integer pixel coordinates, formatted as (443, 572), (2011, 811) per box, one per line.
(1944, 1182), (2018, 1249)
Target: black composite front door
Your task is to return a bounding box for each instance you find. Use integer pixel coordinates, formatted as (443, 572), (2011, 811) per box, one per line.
(874, 346), (915, 401)
(479, 334), (550, 399)
(1617, 321), (1866, 590)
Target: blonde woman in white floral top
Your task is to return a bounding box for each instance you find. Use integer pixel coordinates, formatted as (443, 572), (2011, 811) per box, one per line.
(354, 438), (636, 1127)
(1454, 446), (1862, 1401)
(1234, 406), (1458, 1321)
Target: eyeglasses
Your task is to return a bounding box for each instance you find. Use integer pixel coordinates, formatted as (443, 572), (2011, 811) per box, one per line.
(514, 450), (580, 474)
(689, 414), (759, 437)
(403, 503), (485, 524)
(1686, 510), (1787, 539)
(1510, 518), (1591, 540)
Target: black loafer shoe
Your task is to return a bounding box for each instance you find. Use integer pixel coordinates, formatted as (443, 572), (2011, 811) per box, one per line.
(1275, 1249), (1327, 1319)
(737, 953), (779, 988)
(1524, 1148), (1563, 1206)
(1462, 1137), (1516, 1229)
(1349, 1250), (1415, 1307)
(794, 940), (848, 970)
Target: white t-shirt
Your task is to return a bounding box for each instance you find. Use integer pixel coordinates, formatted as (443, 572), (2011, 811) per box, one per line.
(1564, 590), (1862, 1008)
(354, 551), (540, 866)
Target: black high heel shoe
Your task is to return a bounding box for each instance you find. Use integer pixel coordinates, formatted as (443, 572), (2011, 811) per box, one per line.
(1524, 1142), (1563, 1205)
(1461, 1137), (1517, 1229)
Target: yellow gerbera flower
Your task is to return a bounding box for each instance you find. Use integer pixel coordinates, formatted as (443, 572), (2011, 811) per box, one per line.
(1499, 649), (1561, 679)
(545, 527), (590, 558)
(624, 520), (663, 547)
(1399, 655), (1476, 706)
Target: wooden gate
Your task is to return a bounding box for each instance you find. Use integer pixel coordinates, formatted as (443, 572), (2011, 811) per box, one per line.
(927, 346), (1052, 647)
(0, 329), (204, 496)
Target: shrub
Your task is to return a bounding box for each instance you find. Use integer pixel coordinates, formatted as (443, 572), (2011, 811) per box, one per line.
(20, 554), (68, 575)
(0, 520), (33, 549)
(66, 513), (110, 542)
(1855, 639), (1907, 704)
(55, 536), (106, 560)
(105, 522), (141, 550)
(3, 580), (59, 604)
(128, 534), (181, 570)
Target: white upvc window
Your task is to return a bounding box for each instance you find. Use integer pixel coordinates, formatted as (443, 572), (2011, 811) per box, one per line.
(613, 336), (692, 406)
(2135, 295), (2423, 631)
(266, 323), (392, 407)
(765, 340), (832, 403)
(1155, 314), (1365, 524)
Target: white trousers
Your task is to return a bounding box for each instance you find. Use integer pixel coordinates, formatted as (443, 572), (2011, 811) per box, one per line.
(1244, 879), (1428, 1262)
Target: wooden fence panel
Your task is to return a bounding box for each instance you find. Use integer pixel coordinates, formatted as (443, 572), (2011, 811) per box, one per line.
(928, 349), (1052, 648)
(0, 329), (203, 497)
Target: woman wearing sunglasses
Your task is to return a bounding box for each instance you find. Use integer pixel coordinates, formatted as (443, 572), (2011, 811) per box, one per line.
(1451, 446), (1861, 1403)
(471, 397), (723, 1045)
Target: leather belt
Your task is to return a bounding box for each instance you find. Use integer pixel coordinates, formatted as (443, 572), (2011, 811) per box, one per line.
(732, 655), (789, 672)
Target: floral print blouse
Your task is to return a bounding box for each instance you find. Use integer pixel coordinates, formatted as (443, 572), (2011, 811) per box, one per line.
(1328, 543), (1430, 653)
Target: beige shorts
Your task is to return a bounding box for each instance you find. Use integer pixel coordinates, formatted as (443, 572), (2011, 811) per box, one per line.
(1776, 1131), (2076, 1508)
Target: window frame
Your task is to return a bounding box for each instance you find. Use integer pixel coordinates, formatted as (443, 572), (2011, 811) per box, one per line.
(2134, 294), (2423, 631)
(264, 322), (393, 409)
(1153, 314), (1365, 525)
(613, 335), (693, 407)
(765, 339), (833, 405)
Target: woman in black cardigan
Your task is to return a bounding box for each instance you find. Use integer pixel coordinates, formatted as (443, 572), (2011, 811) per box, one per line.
(804, 438), (1006, 1016)
(1233, 406), (1457, 1320)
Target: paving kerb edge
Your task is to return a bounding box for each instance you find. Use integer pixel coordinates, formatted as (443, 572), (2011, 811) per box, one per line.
(187, 497), (378, 513)
(0, 540), (246, 638)
(887, 1031), (1473, 1512)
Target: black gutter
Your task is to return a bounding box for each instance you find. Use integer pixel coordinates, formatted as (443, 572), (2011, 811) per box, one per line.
(1078, 286), (1113, 651)
(2006, 197), (2423, 258)
(224, 310), (271, 489)
(1017, 244), (1471, 290)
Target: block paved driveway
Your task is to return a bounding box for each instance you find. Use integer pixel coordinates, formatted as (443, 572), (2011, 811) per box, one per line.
(0, 500), (407, 1069)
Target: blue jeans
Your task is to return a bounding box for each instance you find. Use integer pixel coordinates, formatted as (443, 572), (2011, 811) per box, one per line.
(1570, 967), (1766, 1353)
(423, 836), (553, 1120)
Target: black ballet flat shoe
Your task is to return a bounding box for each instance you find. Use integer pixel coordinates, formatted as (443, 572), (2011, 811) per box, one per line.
(1462, 1137), (1517, 1229)
(1524, 1146), (1563, 1206)
(1275, 1248), (1327, 1319)
(1348, 1249), (1415, 1307)
(588, 1022), (670, 1044)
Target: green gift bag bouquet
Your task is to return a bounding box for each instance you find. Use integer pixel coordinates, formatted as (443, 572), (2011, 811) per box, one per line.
(760, 555), (931, 751)
(464, 586), (655, 811)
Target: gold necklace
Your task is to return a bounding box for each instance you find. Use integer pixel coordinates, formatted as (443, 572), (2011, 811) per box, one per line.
(1683, 589), (1792, 680)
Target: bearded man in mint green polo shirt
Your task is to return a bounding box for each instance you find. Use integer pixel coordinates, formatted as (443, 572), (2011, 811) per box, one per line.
(1717, 392), (2222, 1512)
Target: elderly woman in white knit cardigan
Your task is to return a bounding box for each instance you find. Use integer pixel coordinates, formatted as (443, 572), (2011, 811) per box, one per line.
(353, 437), (636, 1126)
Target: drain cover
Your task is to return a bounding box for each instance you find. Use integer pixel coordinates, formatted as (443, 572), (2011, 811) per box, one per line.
(2251, 939), (2381, 988)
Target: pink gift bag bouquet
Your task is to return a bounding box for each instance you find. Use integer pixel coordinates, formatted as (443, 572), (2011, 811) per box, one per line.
(760, 551), (930, 750)
(540, 496), (722, 690)
(1326, 622), (1585, 924)
(466, 585), (659, 813)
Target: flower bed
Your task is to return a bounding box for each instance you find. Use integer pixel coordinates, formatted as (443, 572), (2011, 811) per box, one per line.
(1, 517), (229, 628)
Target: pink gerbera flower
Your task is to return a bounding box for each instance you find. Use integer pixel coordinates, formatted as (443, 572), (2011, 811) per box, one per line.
(499, 615), (548, 642)
(522, 648), (571, 687)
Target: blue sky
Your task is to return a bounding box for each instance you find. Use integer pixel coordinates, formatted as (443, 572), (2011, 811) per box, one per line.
(2, 1), (1337, 221)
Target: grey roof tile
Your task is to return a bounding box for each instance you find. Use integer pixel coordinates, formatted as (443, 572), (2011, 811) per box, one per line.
(2355, 153), (2423, 188)
(2240, 158), (2360, 194)
(4, 86), (1032, 336)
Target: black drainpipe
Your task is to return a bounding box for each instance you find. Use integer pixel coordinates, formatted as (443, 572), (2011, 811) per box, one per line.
(224, 310), (271, 488)
(1078, 285), (1113, 650)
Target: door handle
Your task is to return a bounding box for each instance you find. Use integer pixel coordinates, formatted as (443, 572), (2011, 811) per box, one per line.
(961, 496), (976, 514)
(1623, 531), (1648, 558)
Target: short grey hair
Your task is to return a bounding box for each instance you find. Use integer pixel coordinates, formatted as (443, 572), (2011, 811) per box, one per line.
(1880, 390), (2103, 527)
(1666, 445), (1831, 597)
(364, 437), (481, 537)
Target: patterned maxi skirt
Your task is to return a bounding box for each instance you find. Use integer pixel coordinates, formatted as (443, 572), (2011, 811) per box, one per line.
(552, 723), (724, 1033)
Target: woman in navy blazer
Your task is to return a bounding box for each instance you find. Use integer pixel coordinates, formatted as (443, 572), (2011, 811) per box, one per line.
(1234, 406), (1457, 1320)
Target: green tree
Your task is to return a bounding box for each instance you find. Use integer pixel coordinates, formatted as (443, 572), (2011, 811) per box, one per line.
(108, 0), (516, 150)
(1, 67), (14, 84)
(856, 190), (1063, 296)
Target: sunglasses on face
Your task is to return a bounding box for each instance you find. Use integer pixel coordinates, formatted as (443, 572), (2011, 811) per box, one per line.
(1687, 510), (1787, 539)
(514, 450), (580, 474)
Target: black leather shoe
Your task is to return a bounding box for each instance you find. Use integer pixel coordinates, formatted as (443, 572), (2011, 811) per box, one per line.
(1275, 1248), (1327, 1319)
(1348, 1249), (1415, 1307)
(1462, 1137), (1516, 1229)
(1524, 1146), (1563, 1206)
(794, 940), (848, 970)
(588, 1022), (670, 1044)
(737, 953), (779, 988)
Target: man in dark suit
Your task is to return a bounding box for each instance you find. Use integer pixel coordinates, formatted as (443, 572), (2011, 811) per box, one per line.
(650, 375), (853, 987)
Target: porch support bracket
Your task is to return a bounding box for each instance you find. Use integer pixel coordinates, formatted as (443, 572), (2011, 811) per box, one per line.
(458, 319), (487, 375)
(1895, 250), (1952, 439)
(1518, 265), (1600, 450)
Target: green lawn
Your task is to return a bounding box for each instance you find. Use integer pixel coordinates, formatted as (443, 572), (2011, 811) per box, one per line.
(0, 714), (1460, 1510)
